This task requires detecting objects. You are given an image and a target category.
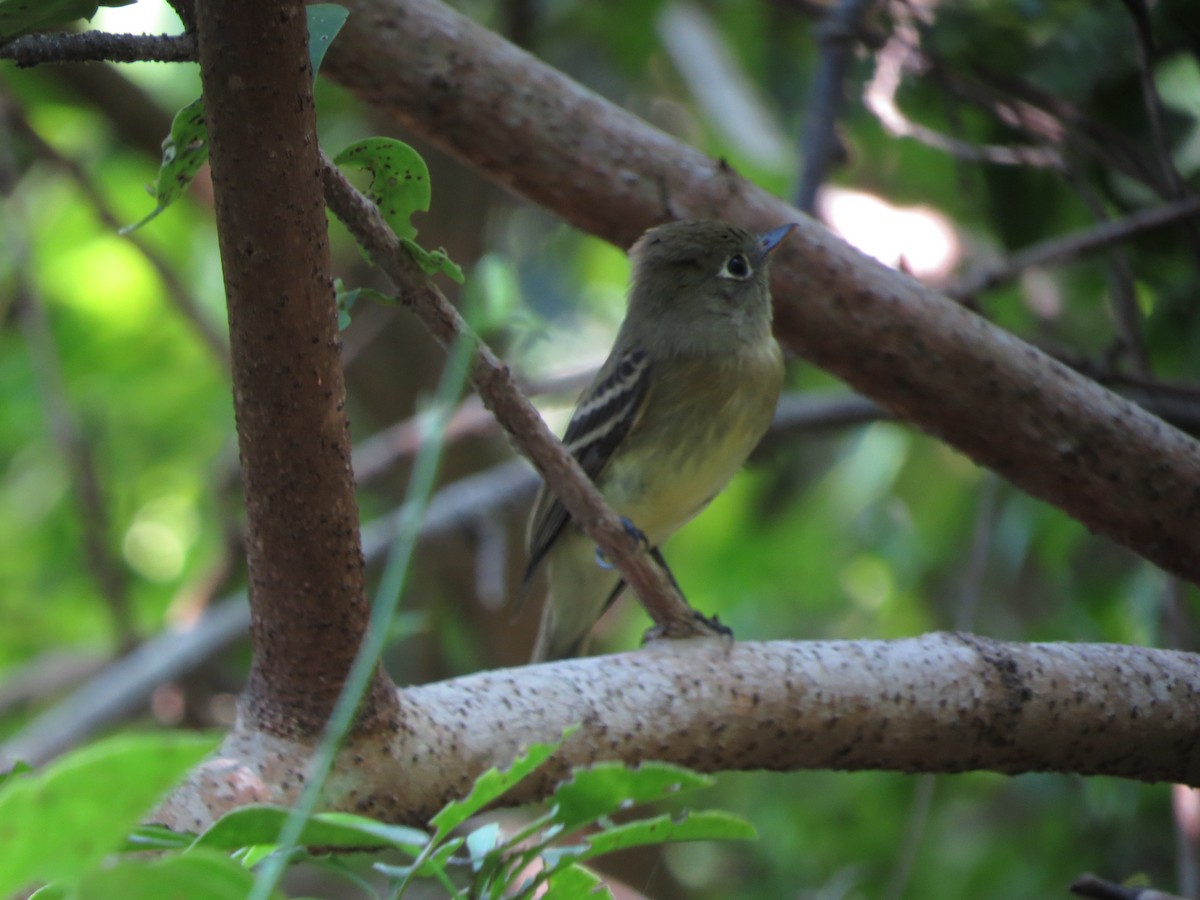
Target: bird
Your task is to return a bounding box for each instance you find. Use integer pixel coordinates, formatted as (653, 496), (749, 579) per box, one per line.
(523, 218), (796, 661)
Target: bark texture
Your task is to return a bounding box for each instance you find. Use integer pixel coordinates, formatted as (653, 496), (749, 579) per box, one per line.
(155, 634), (1200, 830)
(195, 0), (396, 735)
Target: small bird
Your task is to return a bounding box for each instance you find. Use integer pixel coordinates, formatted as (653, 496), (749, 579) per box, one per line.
(524, 219), (796, 661)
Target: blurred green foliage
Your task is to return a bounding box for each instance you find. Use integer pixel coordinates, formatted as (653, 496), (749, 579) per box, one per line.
(1, 0), (1198, 897)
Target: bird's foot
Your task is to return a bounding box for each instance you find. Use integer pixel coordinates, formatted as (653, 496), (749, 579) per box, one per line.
(594, 517), (650, 570)
(641, 610), (735, 646)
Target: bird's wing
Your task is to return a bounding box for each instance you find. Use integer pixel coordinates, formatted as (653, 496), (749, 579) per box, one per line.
(524, 346), (652, 581)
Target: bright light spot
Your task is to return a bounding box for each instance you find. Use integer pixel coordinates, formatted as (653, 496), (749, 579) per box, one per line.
(1021, 268), (1062, 319)
(91, 4), (181, 32)
(819, 187), (961, 282)
(124, 520), (185, 582)
(841, 554), (894, 611)
(40, 237), (159, 329)
(122, 495), (199, 582)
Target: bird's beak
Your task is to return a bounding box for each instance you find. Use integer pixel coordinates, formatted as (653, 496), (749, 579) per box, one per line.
(752, 223), (799, 266)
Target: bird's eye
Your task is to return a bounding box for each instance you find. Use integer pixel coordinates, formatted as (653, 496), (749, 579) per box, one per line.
(720, 253), (752, 280)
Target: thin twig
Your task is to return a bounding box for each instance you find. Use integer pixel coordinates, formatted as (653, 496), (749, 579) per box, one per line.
(1117, 0), (1200, 266)
(1068, 175), (1150, 374)
(948, 196), (1200, 302)
(787, 0), (1167, 194)
(1070, 873), (1184, 899)
(351, 366), (594, 485)
(1119, 0), (1189, 201)
(795, 0), (874, 213)
(0, 31), (196, 67)
(796, 0), (873, 212)
(0, 650), (111, 718)
(936, 60), (1162, 194)
(863, 5), (1060, 168)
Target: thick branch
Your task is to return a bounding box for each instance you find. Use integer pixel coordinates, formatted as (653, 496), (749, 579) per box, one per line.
(155, 634), (1200, 829)
(324, 0), (1200, 586)
(194, 1), (393, 736)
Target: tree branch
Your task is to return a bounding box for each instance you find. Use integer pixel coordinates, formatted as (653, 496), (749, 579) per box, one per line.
(948, 196), (1200, 302)
(862, 8), (1061, 168)
(794, 0), (873, 213)
(323, 0), (1200, 586)
(154, 634), (1200, 829)
(0, 31), (195, 67)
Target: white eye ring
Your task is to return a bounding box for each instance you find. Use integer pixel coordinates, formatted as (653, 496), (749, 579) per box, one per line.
(719, 253), (753, 280)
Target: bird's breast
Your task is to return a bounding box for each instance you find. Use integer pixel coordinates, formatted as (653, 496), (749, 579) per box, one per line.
(598, 340), (783, 545)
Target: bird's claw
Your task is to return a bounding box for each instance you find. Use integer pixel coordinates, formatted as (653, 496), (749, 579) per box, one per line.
(641, 610), (735, 646)
(594, 517), (650, 570)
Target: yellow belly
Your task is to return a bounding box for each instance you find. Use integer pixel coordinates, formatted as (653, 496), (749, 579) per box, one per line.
(597, 342), (783, 546)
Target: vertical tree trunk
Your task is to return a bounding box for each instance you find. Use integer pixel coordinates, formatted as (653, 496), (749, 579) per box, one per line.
(194, 0), (396, 735)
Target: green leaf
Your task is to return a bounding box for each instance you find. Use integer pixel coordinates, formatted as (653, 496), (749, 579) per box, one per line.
(233, 844), (275, 869)
(119, 5), (345, 235)
(543, 810), (755, 868)
(334, 282), (394, 329)
(331, 138), (466, 283)
(306, 3), (348, 76)
(27, 884), (71, 900)
(549, 761), (714, 833)
(466, 252), (526, 333)
(0, 733), (215, 898)
(120, 97), (208, 235)
(465, 821), (502, 869)
(75, 847), (275, 900)
(541, 862), (612, 900)
(333, 138), (430, 242)
(430, 729), (576, 839)
(410, 245), (465, 284)
(0, 759), (32, 790)
(0, 0), (134, 42)
(121, 824), (193, 852)
(194, 804), (427, 854)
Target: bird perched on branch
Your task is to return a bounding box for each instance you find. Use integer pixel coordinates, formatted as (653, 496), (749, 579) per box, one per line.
(524, 219), (796, 661)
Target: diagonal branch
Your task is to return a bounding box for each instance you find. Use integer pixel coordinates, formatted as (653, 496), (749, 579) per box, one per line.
(319, 155), (708, 643)
(948, 196), (1200, 302)
(323, 0), (1200, 586)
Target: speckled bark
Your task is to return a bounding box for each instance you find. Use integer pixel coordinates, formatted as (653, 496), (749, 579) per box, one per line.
(194, 1), (397, 736)
(323, 0), (1200, 586)
(154, 634), (1200, 830)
